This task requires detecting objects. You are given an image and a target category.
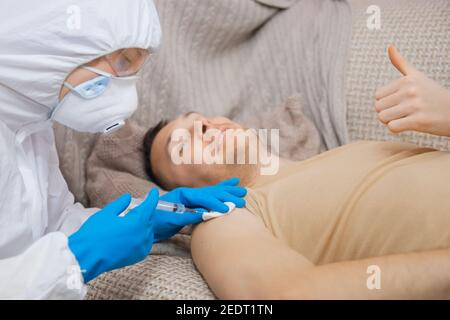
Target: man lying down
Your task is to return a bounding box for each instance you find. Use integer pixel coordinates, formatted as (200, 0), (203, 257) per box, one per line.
(86, 105), (450, 298)
(86, 49), (450, 298)
(123, 47), (450, 299)
(139, 111), (450, 299)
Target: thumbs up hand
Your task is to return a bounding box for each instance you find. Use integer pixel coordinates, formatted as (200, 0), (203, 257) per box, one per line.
(375, 45), (450, 137)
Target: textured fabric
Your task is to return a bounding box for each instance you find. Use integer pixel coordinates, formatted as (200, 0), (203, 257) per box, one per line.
(241, 95), (323, 160)
(85, 121), (155, 208)
(86, 255), (215, 300)
(54, 125), (99, 206)
(246, 141), (450, 265)
(346, 0), (450, 150)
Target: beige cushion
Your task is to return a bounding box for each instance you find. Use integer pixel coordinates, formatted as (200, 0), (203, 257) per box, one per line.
(86, 255), (215, 300)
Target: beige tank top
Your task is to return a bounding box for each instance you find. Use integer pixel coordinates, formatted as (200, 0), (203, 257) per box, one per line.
(245, 141), (450, 264)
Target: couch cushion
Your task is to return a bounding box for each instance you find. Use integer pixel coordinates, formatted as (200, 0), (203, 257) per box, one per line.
(86, 255), (215, 300)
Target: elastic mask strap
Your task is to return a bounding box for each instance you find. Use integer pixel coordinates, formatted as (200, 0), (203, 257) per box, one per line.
(63, 81), (75, 91)
(62, 66), (111, 91)
(83, 66), (113, 78)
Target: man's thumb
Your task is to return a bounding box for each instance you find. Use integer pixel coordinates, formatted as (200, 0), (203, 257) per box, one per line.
(388, 45), (414, 76)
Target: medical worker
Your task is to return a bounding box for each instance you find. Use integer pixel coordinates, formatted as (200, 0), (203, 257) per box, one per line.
(0, 0), (247, 299)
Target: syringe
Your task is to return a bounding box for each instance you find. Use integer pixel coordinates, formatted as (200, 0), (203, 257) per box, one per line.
(121, 198), (201, 216)
(156, 200), (199, 214)
(121, 198), (235, 221)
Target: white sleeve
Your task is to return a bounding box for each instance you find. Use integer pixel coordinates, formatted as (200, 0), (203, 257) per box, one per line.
(0, 231), (86, 300)
(54, 201), (97, 237)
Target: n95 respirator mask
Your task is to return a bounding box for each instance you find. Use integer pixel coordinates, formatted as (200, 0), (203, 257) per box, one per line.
(51, 66), (138, 134)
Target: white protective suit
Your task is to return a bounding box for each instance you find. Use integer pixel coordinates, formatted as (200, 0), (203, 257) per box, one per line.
(0, 0), (161, 299)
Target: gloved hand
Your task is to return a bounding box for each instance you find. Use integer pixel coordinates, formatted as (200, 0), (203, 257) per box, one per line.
(68, 189), (159, 283)
(153, 177), (247, 242)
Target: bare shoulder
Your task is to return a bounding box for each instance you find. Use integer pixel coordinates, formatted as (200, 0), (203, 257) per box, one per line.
(190, 207), (279, 297)
(191, 207), (314, 299)
(192, 207), (270, 245)
(191, 207), (280, 272)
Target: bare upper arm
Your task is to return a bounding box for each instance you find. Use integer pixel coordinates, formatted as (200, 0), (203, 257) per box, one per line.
(191, 208), (313, 299)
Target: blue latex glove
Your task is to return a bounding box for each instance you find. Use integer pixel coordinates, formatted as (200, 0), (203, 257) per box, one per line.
(68, 189), (159, 283)
(153, 177), (247, 242)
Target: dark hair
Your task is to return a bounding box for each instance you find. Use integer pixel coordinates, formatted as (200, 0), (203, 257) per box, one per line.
(142, 119), (168, 186)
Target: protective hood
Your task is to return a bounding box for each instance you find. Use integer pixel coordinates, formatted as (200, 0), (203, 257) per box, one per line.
(0, 0), (161, 132)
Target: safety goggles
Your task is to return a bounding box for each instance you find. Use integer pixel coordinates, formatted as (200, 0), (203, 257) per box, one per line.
(105, 48), (150, 77)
